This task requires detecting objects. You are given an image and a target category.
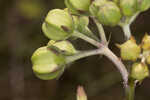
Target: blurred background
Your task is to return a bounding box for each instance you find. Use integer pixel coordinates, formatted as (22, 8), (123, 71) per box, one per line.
(1, 0), (150, 100)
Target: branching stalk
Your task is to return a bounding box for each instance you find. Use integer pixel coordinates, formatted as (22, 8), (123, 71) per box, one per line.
(93, 18), (107, 45)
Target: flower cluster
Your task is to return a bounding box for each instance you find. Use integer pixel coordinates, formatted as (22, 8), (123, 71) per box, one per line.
(31, 0), (150, 81)
(117, 34), (150, 81)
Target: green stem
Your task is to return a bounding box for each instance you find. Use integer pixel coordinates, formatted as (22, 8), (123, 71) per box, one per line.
(93, 18), (107, 44)
(72, 31), (101, 47)
(126, 80), (135, 100)
(66, 48), (105, 63)
(119, 12), (139, 40)
(122, 24), (131, 40)
(85, 27), (100, 41)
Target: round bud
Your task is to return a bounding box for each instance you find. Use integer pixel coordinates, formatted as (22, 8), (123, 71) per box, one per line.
(90, 0), (107, 17)
(31, 46), (66, 80)
(120, 0), (137, 17)
(142, 34), (150, 50)
(137, 0), (150, 12)
(131, 62), (149, 81)
(65, 0), (91, 15)
(117, 37), (141, 61)
(42, 9), (74, 40)
(76, 16), (89, 32)
(90, 1), (121, 26)
(47, 40), (77, 55)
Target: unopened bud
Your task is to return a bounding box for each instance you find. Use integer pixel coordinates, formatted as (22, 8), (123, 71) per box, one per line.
(65, 0), (91, 15)
(142, 34), (150, 50)
(42, 9), (74, 40)
(47, 40), (77, 55)
(120, 0), (137, 17)
(31, 46), (66, 80)
(117, 37), (141, 61)
(131, 62), (149, 81)
(90, 1), (121, 26)
(137, 0), (150, 12)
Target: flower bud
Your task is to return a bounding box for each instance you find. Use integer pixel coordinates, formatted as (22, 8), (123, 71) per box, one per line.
(77, 86), (87, 100)
(47, 40), (77, 55)
(31, 46), (66, 80)
(142, 34), (150, 50)
(90, 1), (121, 26)
(131, 62), (149, 81)
(117, 37), (141, 61)
(90, 0), (107, 17)
(65, 0), (91, 15)
(146, 55), (150, 64)
(42, 9), (74, 40)
(120, 0), (137, 17)
(137, 0), (150, 12)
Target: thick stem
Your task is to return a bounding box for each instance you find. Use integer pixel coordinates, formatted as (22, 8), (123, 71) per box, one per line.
(102, 47), (129, 85)
(93, 18), (107, 44)
(66, 45), (129, 86)
(126, 80), (135, 100)
(72, 31), (101, 47)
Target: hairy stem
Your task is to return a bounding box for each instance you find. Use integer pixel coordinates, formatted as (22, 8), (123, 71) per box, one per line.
(93, 18), (107, 44)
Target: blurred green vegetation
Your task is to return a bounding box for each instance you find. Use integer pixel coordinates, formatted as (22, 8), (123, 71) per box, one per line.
(0, 0), (150, 100)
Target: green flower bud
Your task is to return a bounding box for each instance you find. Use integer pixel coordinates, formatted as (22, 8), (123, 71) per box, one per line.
(90, 0), (107, 17)
(65, 0), (91, 15)
(31, 46), (66, 80)
(42, 9), (74, 40)
(90, 1), (121, 26)
(117, 37), (141, 61)
(47, 40), (77, 55)
(142, 34), (150, 50)
(131, 62), (149, 81)
(146, 55), (150, 64)
(120, 0), (137, 17)
(137, 0), (150, 12)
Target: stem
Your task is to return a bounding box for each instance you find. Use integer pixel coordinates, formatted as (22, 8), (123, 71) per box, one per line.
(73, 30), (128, 86)
(66, 44), (129, 86)
(129, 12), (140, 26)
(72, 31), (101, 47)
(122, 24), (131, 40)
(85, 27), (100, 41)
(126, 80), (135, 100)
(93, 18), (107, 44)
(102, 47), (129, 85)
(119, 12), (139, 40)
(66, 48), (105, 63)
